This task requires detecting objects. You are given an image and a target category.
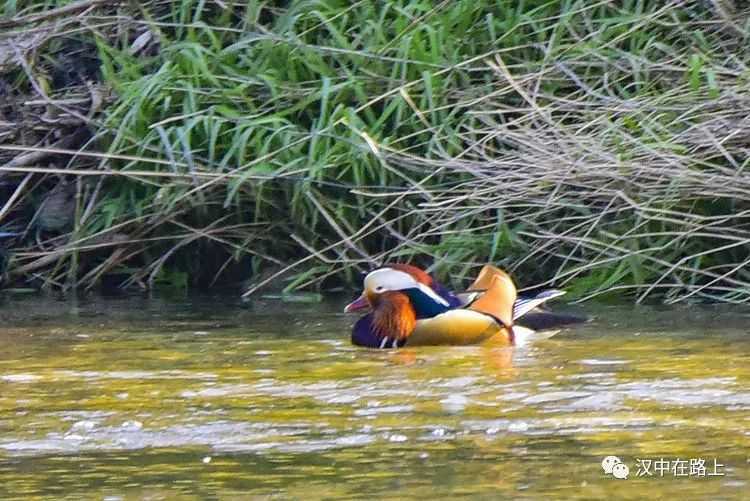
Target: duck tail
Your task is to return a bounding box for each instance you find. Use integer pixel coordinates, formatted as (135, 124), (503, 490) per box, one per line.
(512, 290), (566, 320)
(464, 265), (587, 334)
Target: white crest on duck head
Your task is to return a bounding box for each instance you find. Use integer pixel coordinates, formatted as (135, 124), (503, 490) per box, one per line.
(364, 268), (449, 306)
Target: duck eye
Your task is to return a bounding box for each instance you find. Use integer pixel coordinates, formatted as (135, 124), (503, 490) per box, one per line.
(375, 286), (385, 292)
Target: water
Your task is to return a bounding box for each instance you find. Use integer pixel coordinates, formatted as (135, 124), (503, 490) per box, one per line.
(0, 294), (748, 499)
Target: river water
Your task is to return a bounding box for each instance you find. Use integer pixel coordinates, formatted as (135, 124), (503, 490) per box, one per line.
(0, 294), (748, 499)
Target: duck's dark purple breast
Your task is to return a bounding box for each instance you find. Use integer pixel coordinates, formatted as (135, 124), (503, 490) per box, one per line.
(351, 314), (406, 349)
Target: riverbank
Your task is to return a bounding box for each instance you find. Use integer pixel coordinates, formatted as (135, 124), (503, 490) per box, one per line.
(1, 1), (749, 302)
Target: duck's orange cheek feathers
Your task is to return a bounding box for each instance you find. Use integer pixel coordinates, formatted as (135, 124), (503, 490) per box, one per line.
(374, 311), (416, 340)
(371, 292), (417, 340)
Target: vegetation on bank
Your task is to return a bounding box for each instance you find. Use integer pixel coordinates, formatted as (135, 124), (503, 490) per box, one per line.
(1, 0), (749, 302)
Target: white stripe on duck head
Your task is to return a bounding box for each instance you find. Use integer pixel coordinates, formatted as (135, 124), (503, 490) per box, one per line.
(363, 268), (451, 319)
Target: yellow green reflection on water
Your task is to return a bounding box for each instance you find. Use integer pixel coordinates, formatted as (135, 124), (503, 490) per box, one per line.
(0, 295), (748, 499)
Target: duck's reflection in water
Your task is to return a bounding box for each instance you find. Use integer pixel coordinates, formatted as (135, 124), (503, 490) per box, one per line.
(385, 344), (518, 378)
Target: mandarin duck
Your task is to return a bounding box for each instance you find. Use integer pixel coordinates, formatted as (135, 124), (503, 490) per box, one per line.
(344, 264), (584, 349)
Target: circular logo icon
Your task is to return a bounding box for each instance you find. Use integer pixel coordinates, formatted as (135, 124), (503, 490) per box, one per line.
(612, 462), (629, 479)
(602, 455), (621, 474)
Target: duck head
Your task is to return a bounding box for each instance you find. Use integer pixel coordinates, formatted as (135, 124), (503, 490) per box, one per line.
(345, 267), (453, 342)
(345, 267), (451, 316)
(344, 264), (459, 313)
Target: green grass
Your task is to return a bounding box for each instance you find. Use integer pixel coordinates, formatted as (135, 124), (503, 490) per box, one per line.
(1, 0), (750, 302)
